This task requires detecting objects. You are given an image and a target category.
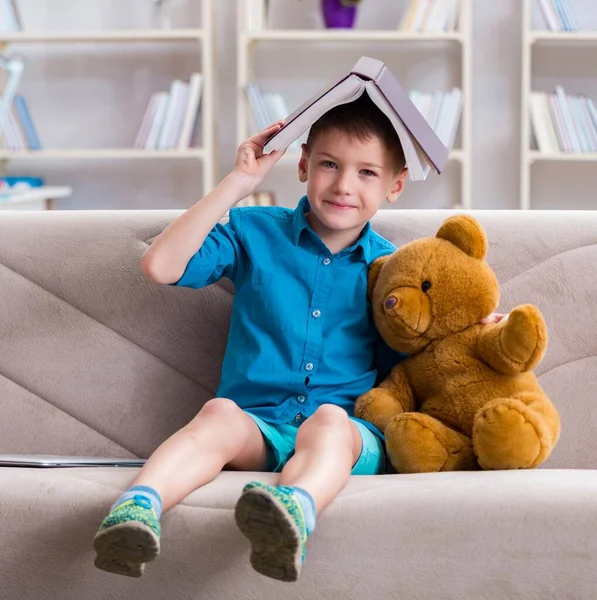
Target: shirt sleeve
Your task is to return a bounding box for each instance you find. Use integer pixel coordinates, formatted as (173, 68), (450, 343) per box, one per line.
(171, 212), (246, 289)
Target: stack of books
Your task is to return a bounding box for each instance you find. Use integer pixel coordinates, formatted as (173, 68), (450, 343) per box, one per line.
(398, 0), (460, 32)
(530, 87), (597, 153)
(244, 84), (301, 149)
(535, 0), (578, 31)
(409, 88), (462, 151)
(135, 73), (203, 150)
(0, 0), (22, 32)
(1, 95), (42, 150)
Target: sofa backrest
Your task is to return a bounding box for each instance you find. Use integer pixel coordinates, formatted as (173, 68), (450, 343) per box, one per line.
(0, 209), (595, 468)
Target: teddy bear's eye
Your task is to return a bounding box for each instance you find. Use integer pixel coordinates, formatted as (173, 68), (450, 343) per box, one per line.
(421, 281), (432, 293)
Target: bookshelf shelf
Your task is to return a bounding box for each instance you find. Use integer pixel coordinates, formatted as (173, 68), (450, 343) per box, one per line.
(0, 29), (205, 44)
(0, 149), (205, 160)
(528, 151), (597, 163)
(520, 1), (597, 209)
(0, 1), (216, 206)
(237, 0), (473, 210)
(244, 30), (465, 43)
(529, 31), (597, 44)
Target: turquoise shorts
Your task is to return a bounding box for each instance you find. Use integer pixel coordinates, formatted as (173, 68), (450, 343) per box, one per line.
(246, 412), (386, 475)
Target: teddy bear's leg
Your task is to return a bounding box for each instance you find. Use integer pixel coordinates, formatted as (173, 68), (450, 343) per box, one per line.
(385, 412), (477, 474)
(473, 392), (560, 470)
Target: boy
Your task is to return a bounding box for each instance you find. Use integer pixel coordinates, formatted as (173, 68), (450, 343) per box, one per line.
(92, 94), (500, 583)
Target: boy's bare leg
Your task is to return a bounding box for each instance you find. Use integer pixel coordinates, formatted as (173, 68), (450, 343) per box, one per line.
(132, 397), (268, 510)
(279, 404), (361, 512)
(235, 405), (361, 582)
(94, 398), (267, 577)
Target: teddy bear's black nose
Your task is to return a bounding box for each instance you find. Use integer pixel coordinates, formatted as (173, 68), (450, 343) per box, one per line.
(385, 296), (398, 310)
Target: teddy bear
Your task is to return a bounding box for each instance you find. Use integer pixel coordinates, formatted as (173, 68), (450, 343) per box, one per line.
(355, 214), (561, 473)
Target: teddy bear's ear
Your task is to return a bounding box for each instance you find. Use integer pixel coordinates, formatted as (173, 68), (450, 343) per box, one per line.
(368, 254), (391, 301)
(436, 215), (487, 260)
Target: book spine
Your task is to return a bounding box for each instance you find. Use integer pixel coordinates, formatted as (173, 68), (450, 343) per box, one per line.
(144, 92), (169, 150)
(9, 0), (22, 30)
(551, 0), (568, 31)
(9, 104), (27, 150)
(410, 0), (429, 32)
(158, 80), (187, 149)
(554, 86), (579, 151)
(178, 72), (203, 149)
(546, 93), (566, 151)
(134, 93), (159, 149)
(580, 96), (597, 152)
(537, 0), (560, 31)
(13, 95), (41, 150)
(559, 0), (578, 31)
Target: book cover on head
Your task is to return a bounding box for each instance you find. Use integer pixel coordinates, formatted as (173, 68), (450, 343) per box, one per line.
(263, 56), (449, 182)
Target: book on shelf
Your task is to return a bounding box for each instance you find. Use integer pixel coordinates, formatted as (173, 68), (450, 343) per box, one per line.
(529, 87), (597, 153)
(535, 0), (578, 32)
(409, 87), (462, 151)
(244, 83), (301, 150)
(0, 0), (23, 32)
(399, 0), (460, 32)
(0, 94), (41, 150)
(135, 73), (203, 150)
(263, 56), (449, 182)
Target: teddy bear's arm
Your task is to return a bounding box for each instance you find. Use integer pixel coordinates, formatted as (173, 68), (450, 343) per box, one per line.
(355, 364), (416, 433)
(477, 304), (547, 375)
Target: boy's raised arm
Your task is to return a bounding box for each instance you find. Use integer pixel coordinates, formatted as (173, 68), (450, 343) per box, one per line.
(142, 121), (286, 285)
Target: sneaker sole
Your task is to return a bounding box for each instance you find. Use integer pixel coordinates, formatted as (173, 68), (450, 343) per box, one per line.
(93, 521), (160, 578)
(234, 488), (302, 582)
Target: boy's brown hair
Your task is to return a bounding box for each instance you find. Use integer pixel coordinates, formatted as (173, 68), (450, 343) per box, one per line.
(304, 94), (406, 174)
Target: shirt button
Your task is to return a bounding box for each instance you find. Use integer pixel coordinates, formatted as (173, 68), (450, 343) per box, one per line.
(312, 309), (321, 318)
(322, 258), (331, 265)
(297, 395), (306, 404)
(305, 362), (314, 372)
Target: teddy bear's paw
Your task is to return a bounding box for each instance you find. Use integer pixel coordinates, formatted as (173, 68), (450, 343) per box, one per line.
(473, 397), (550, 469)
(355, 388), (406, 433)
(385, 413), (477, 474)
(500, 305), (548, 370)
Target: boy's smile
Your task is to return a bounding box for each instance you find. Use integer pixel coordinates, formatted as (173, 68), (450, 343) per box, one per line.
(298, 129), (407, 254)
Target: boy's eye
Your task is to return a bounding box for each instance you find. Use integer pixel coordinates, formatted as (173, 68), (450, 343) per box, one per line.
(361, 169), (377, 177)
(322, 160), (336, 168)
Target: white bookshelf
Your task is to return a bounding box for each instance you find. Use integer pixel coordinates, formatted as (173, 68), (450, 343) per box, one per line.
(520, 0), (597, 209)
(0, 1), (216, 202)
(236, 0), (473, 210)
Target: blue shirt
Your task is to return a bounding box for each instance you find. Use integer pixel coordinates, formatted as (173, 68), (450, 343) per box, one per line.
(173, 195), (406, 440)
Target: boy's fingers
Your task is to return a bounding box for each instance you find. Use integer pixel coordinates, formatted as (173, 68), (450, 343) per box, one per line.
(250, 121), (285, 143)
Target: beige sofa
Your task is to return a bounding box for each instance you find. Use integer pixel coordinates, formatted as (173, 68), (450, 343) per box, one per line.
(0, 208), (596, 600)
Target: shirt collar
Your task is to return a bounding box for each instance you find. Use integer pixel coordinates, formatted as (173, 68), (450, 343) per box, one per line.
(292, 195), (372, 262)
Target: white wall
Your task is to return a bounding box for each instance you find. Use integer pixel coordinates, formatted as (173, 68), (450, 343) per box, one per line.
(6, 0), (596, 211)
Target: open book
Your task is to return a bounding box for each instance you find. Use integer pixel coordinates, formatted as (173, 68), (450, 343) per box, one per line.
(263, 56), (449, 181)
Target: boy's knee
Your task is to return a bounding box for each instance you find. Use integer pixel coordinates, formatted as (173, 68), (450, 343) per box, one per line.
(195, 398), (245, 429)
(310, 404), (350, 428)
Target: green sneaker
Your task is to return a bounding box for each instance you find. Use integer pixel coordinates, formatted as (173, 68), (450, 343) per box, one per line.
(234, 482), (308, 582)
(93, 495), (161, 577)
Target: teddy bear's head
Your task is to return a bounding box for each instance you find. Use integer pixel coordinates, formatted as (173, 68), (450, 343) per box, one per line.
(369, 215), (500, 354)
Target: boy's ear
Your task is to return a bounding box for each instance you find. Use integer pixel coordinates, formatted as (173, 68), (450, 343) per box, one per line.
(298, 143), (308, 183)
(386, 167), (408, 204)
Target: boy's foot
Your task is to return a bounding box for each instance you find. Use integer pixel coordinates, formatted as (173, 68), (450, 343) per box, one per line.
(93, 495), (161, 577)
(234, 482), (309, 582)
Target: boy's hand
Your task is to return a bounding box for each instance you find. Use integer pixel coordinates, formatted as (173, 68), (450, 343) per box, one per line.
(480, 312), (509, 325)
(233, 121), (287, 194)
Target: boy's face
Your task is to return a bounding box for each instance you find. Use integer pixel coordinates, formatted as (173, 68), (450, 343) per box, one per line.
(298, 128), (407, 238)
